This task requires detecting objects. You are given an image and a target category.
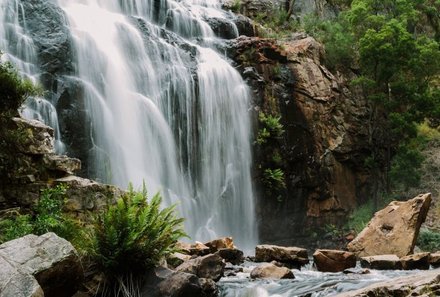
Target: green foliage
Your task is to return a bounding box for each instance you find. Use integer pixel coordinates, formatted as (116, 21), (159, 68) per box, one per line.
(0, 185), (79, 244)
(0, 57), (38, 116)
(254, 9), (301, 38)
(417, 228), (440, 251)
(230, 0), (241, 13)
(345, 199), (374, 233)
(390, 144), (424, 190)
(262, 168), (286, 192)
(256, 112), (284, 145)
(83, 185), (186, 278)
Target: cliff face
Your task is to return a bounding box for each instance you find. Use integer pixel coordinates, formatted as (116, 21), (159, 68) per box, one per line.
(227, 35), (382, 246)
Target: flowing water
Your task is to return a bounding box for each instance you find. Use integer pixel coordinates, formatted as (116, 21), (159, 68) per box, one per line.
(0, 0), (257, 249)
(219, 262), (425, 297)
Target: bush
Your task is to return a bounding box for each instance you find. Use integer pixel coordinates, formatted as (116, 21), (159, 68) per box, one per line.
(417, 229), (440, 252)
(83, 185), (186, 278)
(0, 58), (38, 116)
(256, 112), (284, 145)
(345, 200), (374, 234)
(0, 185), (80, 244)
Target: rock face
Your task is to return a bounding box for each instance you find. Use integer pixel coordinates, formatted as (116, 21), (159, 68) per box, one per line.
(176, 254), (225, 281)
(334, 269), (440, 297)
(0, 233), (83, 297)
(360, 255), (402, 270)
(347, 193), (432, 257)
(255, 245), (309, 267)
(250, 263), (294, 279)
(313, 249), (356, 272)
(227, 34), (383, 248)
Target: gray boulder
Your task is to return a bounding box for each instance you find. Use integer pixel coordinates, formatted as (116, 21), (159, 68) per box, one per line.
(0, 254), (44, 297)
(0, 232), (83, 297)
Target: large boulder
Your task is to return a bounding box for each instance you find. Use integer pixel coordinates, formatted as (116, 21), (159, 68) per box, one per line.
(141, 267), (218, 297)
(400, 253), (430, 270)
(0, 233), (83, 297)
(0, 254), (44, 297)
(360, 255), (402, 270)
(176, 254), (225, 281)
(215, 248), (244, 265)
(176, 241), (210, 256)
(313, 249), (356, 272)
(204, 237), (235, 253)
(250, 263), (294, 279)
(11, 117), (54, 155)
(255, 244), (309, 268)
(429, 252), (440, 267)
(347, 193), (432, 257)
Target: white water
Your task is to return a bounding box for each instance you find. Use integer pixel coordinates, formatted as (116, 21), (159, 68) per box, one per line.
(0, 0), (65, 153)
(1, 0), (257, 249)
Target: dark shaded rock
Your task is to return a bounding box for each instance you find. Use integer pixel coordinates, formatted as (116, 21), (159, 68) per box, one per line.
(255, 244), (309, 268)
(205, 17), (237, 39)
(167, 252), (192, 268)
(313, 249), (356, 272)
(430, 252), (440, 267)
(250, 263), (294, 279)
(176, 254), (225, 281)
(215, 248), (244, 265)
(0, 233), (83, 297)
(400, 252), (430, 270)
(360, 255), (402, 270)
(234, 15), (255, 37)
(348, 194), (432, 257)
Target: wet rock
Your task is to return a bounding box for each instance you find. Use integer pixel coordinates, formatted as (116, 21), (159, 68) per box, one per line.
(199, 278), (218, 296)
(343, 268), (370, 274)
(205, 17), (237, 39)
(215, 248), (244, 265)
(347, 194), (432, 257)
(0, 254), (44, 297)
(334, 269), (440, 297)
(429, 252), (440, 267)
(360, 255), (402, 270)
(12, 117), (54, 155)
(205, 237), (236, 253)
(250, 263), (294, 279)
(400, 252), (430, 270)
(233, 15), (255, 37)
(176, 254), (225, 281)
(313, 249), (356, 272)
(0, 233), (82, 297)
(177, 241), (211, 256)
(255, 244), (309, 268)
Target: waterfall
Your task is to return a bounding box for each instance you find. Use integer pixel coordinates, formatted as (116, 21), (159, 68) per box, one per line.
(0, 0), (257, 249)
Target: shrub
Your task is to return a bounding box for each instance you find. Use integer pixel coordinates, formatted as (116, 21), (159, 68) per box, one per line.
(345, 200), (374, 234)
(417, 228), (440, 252)
(83, 185), (186, 278)
(256, 112), (284, 145)
(0, 58), (38, 116)
(0, 185), (79, 244)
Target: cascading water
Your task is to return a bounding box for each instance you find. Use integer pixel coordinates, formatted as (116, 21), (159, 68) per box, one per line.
(0, 0), (257, 249)
(0, 0), (65, 153)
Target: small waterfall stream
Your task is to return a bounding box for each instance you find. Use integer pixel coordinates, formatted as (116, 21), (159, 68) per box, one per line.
(0, 0), (257, 249)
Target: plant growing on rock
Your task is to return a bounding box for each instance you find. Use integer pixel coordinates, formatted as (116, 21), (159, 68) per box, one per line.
(82, 184), (186, 278)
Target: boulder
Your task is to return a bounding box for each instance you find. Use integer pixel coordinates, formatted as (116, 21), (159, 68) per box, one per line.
(215, 248), (244, 265)
(176, 254), (225, 281)
(167, 252), (192, 268)
(0, 232), (83, 297)
(400, 252), (430, 270)
(43, 154), (81, 175)
(429, 252), (440, 267)
(313, 249), (356, 272)
(176, 241), (210, 256)
(250, 263), (294, 279)
(347, 193), (432, 257)
(204, 237), (235, 253)
(360, 255), (402, 270)
(141, 267), (217, 297)
(334, 269), (440, 297)
(0, 254), (44, 297)
(255, 244), (309, 268)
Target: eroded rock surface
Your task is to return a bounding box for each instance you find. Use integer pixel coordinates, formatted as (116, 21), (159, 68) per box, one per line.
(347, 194), (431, 257)
(313, 249), (356, 272)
